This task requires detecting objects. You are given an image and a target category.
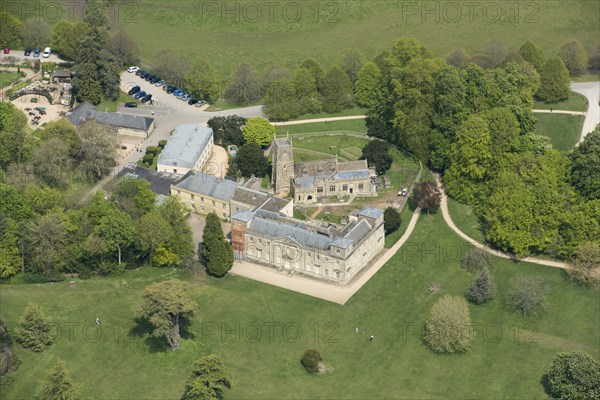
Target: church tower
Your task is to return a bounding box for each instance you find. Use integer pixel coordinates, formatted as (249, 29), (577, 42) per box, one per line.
(272, 134), (294, 195)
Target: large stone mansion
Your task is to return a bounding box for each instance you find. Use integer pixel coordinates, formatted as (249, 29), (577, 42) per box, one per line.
(272, 136), (377, 204)
(232, 206), (385, 283)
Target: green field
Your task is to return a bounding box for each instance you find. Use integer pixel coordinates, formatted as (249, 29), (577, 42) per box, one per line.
(275, 119), (368, 136)
(384, 204), (415, 248)
(447, 197), (486, 243)
(111, 0), (600, 79)
(292, 133), (370, 159)
(1, 211), (598, 399)
(533, 92), (589, 112)
(534, 113), (585, 151)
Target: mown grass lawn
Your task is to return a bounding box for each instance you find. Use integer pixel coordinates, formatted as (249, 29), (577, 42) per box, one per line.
(292, 134), (370, 160)
(1, 211), (598, 399)
(446, 197), (486, 243)
(533, 92), (588, 112)
(0, 70), (24, 88)
(534, 113), (584, 151)
(275, 119), (368, 136)
(384, 205), (416, 248)
(97, 93), (139, 112)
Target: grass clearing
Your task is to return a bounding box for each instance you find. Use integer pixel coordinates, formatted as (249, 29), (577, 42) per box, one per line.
(533, 92), (588, 112)
(1, 211), (598, 399)
(534, 113), (584, 151)
(275, 119), (367, 135)
(384, 205), (415, 248)
(295, 107), (367, 120)
(447, 197), (486, 243)
(0, 70), (24, 88)
(292, 134), (370, 160)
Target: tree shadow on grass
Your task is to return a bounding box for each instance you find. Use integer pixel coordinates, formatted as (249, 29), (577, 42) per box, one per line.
(540, 374), (553, 398)
(129, 317), (197, 353)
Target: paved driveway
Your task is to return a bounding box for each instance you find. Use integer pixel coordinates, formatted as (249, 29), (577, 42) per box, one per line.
(571, 81), (600, 144)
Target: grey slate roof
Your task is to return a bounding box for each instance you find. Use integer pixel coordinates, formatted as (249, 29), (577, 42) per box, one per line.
(335, 169), (370, 180)
(66, 103), (154, 131)
(358, 207), (384, 219)
(157, 124), (213, 169)
(53, 70), (71, 78)
(175, 171), (237, 201)
(344, 219), (372, 243)
(118, 163), (185, 195)
(248, 218), (333, 250)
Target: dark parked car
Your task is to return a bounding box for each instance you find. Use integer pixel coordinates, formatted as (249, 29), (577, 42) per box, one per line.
(144, 74), (155, 81)
(166, 86), (177, 94)
(24, 49), (32, 56)
(33, 48), (41, 57)
(139, 71), (149, 79)
(150, 76), (161, 84)
(134, 91), (146, 99)
(188, 98), (199, 105)
(140, 94), (152, 103)
(124, 102), (137, 108)
(136, 69), (145, 76)
(128, 86), (141, 95)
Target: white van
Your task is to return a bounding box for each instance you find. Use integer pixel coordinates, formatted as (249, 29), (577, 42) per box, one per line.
(42, 47), (51, 58)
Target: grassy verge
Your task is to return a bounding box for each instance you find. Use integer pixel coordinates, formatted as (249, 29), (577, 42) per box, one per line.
(97, 93), (139, 112)
(446, 197), (486, 243)
(275, 119), (368, 135)
(384, 204), (415, 248)
(295, 107), (367, 120)
(0, 70), (25, 88)
(570, 71), (600, 82)
(533, 92), (588, 112)
(534, 113), (584, 151)
(292, 134), (370, 160)
(1, 211), (598, 399)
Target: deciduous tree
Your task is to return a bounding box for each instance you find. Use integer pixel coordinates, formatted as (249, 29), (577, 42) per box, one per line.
(0, 216), (20, 279)
(504, 274), (550, 316)
(26, 212), (68, 277)
(51, 20), (89, 61)
(32, 138), (72, 188)
(77, 120), (116, 181)
(0, 103), (29, 170)
(20, 19), (51, 49)
(139, 280), (198, 350)
(136, 210), (173, 266)
(424, 295), (472, 353)
(383, 207), (401, 234)
(412, 181), (441, 214)
(153, 49), (189, 88)
(537, 57), (570, 102)
(236, 143), (269, 178)
(185, 59), (220, 102)
(225, 63), (261, 104)
(263, 80), (300, 121)
(445, 48), (469, 69)
(0, 12), (22, 48)
(107, 29), (139, 67)
(353, 62), (382, 109)
(570, 126), (600, 200)
(546, 350), (600, 400)
(558, 40), (588, 76)
(568, 241), (600, 288)
(342, 49), (365, 86)
(518, 40), (546, 70)
(293, 67), (321, 115)
(0, 317), (20, 385)
(321, 66), (353, 113)
(242, 117), (274, 147)
(361, 139), (392, 174)
(207, 116), (246, 147)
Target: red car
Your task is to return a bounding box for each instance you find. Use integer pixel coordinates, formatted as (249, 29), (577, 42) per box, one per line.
(3, 48), (9, 54)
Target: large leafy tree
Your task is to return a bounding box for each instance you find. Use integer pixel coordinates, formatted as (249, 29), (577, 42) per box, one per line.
(537, 57), (570, 102)
(518, 40), (546, 70)
(181, 355), (233, 400)
(411, 181), (441, 214)
(38, 360), (79, 400)
(293, 67), (321, 115)
(342, 49), (365, 86)
(361, 140), (392, 174)
(424, 295), (472, 353)
(225, 63), (261, 104)
(77, 120), (116, 182)
(353, 62), (382, 109)
(185, 59), (220, 102)
(558, 200), (600, 259)
(444, 115), (492, 204)
(113, 178), (156, 218)
(26, 212), (69, 277)
(299, 59), (324, 92)
(567, 241), (600, 288)
(0, 11), (22, 48)
(136, 210), (173, 266)
(107, 29), (139, 67)
(383, 207), (401, 234)
(16, 304), (56, 352)
(153, 49), (189, 88)
(242, 117), (274, 147)
(41, 120), (82, 157)
(139, 279), (198, 350)
(558, 40), (588, 76)
(158, 198), (195, 260)
(236, 143), (269, 178)
(0, 215), (21, 279)
(95, 205), (135, 265)
(51, 20), (89, 61)
(20, 19), (51, 49)
(546, 350), (600, 400)
(0, 103), (29, 170)
(207, 116), (246, 147)
(570, 126), (600, 200)
(32, 138), (72, 188)
(263, 80), (300, 121)
(321, 66), (353, 113)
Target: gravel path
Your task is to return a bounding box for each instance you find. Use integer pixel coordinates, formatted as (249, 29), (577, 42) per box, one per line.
(571, 81), (600, 145)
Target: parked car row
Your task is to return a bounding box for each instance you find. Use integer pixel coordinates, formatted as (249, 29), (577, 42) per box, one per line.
(21, 47), (51, 58)
(126, 85), (152, 105)
(127, 66), (207, 107)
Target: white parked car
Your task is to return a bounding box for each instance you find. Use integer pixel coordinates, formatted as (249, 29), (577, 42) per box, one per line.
(127, 66), (139, 73)
(42, 47), (51, 58)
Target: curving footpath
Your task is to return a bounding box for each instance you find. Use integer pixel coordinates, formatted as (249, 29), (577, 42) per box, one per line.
(434, 174), (569, 270)
(230, 207), (421, 305)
